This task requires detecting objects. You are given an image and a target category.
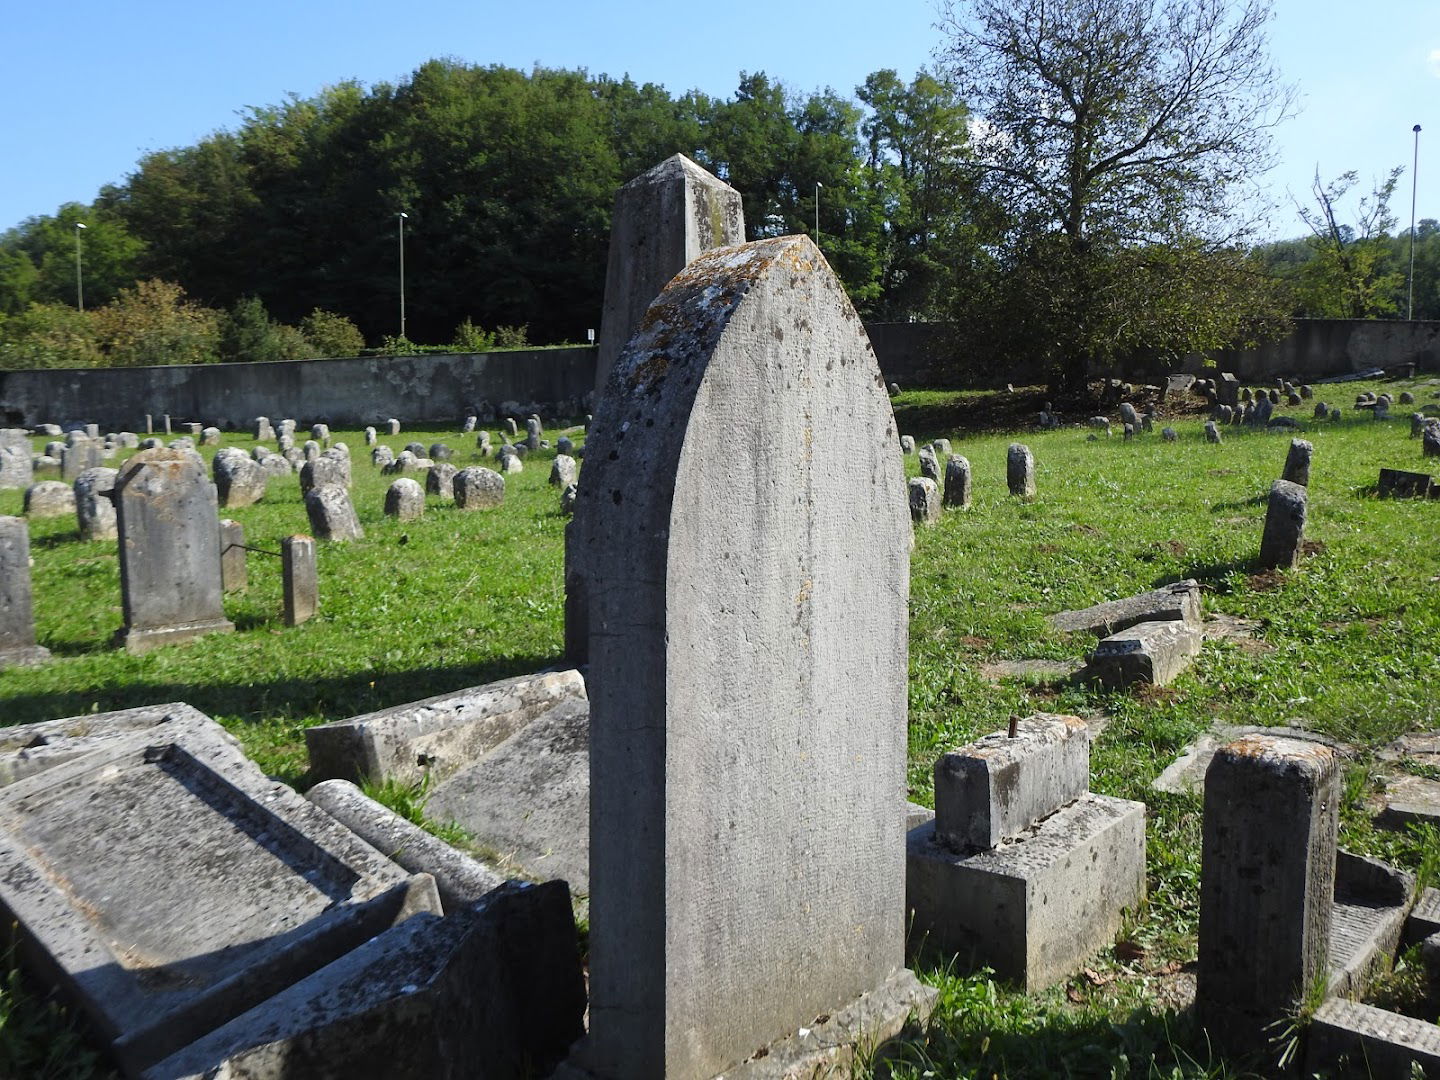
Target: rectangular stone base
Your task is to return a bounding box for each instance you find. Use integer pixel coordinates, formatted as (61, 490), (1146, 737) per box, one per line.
(1305, 999), (1440, 1077)
(553, 968), (936, 1080)
(0, 644), (51, 669)
(907, 793), (1146, 992)
(118, 618), (235, 655)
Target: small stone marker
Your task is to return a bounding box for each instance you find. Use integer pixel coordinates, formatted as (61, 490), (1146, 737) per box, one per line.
(909, 476), (941, 524)
(425, 461), (457, 500)
(299, 454), (348, 495)
(1424, 425), (1440, 458)
(525, 418), (542, 451)
(594, 153), (746, 391)
(27, 480), (76, 518)
(254, 417), (274, 441)
(304, 484), (363, 541)
(218, 519), (247, 592)
(0, 443), (33, 490)
(1048, 579), (1201, 636)
(556, 435), (575, 456)
(214, 451), (268, 509)
(572, 235), (929, 1076)
(384, 478), (425, 521)
(1198, 735), (1338, 1053)
(1204, 420), (1221, 443)
(282, 534), (317, 625)
(371, 446), (395, 469)
(917, 446), (940, 484)
(428, 442), (452, 461)
(1282, 437), (1314, 487)
(311, 423), (330, 446)
(386, 418), (400, 436)
(1086, 619), (1203, 688)
(200, 426), (221, 446)
(404, 441), (426, 457)
(114, 449), (235, 654)
(453, 467), (505, 509)
(364, 426), (377, 446)
(60, 438), (103, 482)
(900, 434), (916, 454)
(1162, 426), (1177, 442)
(0, 517), (51, 668)
(550, 454), (578, 488)
(943, 455), (972, 509)
(560, 482), (578, 514)
(1378, 468), (1435, 499)
(73, 467), (118, 540)
(1258, 478), (1308, 570)
(1006, 442), (1035, 497)
(496, 446), (523, 474)
(476, 431), (493, 455)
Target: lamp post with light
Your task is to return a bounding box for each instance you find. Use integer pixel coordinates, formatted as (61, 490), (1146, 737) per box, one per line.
(397, 212), (408, 340)
(814, 181), (823, 249)
(74, 222), (87, 312)
(1410, 125), (1422, 321)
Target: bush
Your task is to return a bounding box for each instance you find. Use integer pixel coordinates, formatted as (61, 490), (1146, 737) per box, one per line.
(299, 308), (365, 357)
(0, 303), (102, 370)
(92, 279), (219, 366)
(218, 296), (303, 363)
(493, 324), (529, 349)
(452, 318), (495, 352)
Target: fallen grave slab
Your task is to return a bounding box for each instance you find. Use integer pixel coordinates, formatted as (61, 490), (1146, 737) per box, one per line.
(425, 696), (591, 894)
(1305, 999), (1440, 1078)
(1085, 618), (1203, 688)
(145, 881), (585, 1080)
(1381, 731), (1440, 765)
(305, 668), (586, 786)
(1328, 852), (1414, 1001)
(0, 703), (211, 788)
(1378, 467), (1436, 499)
(1377, 773), (1440, 830)
(1047, 580), (1201, 636)
(0, 718), (440, 1074)
(1152, 725), (1348, 795)
(1407, 888), (1440, 945)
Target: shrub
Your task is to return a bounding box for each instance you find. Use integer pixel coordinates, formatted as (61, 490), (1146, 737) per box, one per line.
(92, 279), (219, 366)
(299, 308), (365, 358)
(0, 303), (102, 370)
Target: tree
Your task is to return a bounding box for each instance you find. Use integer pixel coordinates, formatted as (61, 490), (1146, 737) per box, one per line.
(1293, 168), (1404, 318)
(937, 0), (1295, 391)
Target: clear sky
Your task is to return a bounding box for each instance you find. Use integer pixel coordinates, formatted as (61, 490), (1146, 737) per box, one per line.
(2, 0), (1435, 242)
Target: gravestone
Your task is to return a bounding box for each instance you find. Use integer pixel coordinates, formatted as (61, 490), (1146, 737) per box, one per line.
(909, 476), (941, 524)
(0, 444), (33, 490)
(300, 454), (349, 495)
(254, 417), (274, 441)
(917, 447), (940, 484)
(372, 446), (395, 469)
(525, 418), (542, 451)
(476, 431), (492, 455)
(550, 454), (578, 488)
(282, 534), (317, 625)
(594, 154), (746, 391)
(428, 442), (451, 462)
(311, 423), (330, 446)
(496, 446), (523, 474)
(1424, 425), (1440, 458)
(1282, 437), (1314, 487)
(200, 426), (221, 446)
(1378, 468), (1435, 498)
(1258, 479), (1307, 570)
(453, 467), (505, 509)
(1006, 443), (1035, 497)
(364, 426), (377, 446)
(0, 517), (51, 668)
(1198, 735), (1338, 1053)
(425, 461), (457, 500)
(74, 467), (119, 541)
(462, 415), (478, 433)
(26, 481), (76, 518)
(899, 434), (916, 454)
(569, 235), (929, 1078)
(556, 435), (575, 456)
(386, 418), (401, 436)
(214, 451), (268, 509)
(60, 438), (103, 481)
(1204, 420), (1222, 443)
(404, 441), (427, 457)
(304, 485), (364, 541)
(1162, 427), (1177, 442)
(384, 478), (425, 521)
(560, 483), (578, 513)
(114, 449), (235, 654)
(218, 519), (246, 592)
(943, 455), (972, 509)
(259, 454), (291, 480)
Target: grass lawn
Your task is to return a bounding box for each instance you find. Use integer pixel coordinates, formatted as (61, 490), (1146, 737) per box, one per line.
(2, 378), (1438, 1078)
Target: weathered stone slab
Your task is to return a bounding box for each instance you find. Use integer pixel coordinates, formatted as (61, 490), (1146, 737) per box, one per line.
(0, 517), (51, 669)
(906, 795), (1146, 991)
(214, 450), (267, 509)
(114, 449), (235, 654)
(1408, 888), (1440, 945)
(304, 483), (363, 541)
(453, 466), (505, 509)
(1198, 735), (1338, 1054)
(0, 443), (33, 489)
(146, 880), (585, 1080)
(1282, 437), (1313, 486)
(1377, 773), (1440, 830)
(1047, 579), (1201, 636)
(282, 534), (317, 626)
(306, 779), (505, 910)
(426, 696), (592, 893)
(0, 721), (441, 1074)
(594, 153), (745, 392)
(424, 461), (457, 500)
(933, 714), (1090, 853)
(218, 519), (246, 592)
(1086, 619), (1203, 688)
(0, 703), (209, 788)
(383, 477), (424, 521)
(1378, 467), (1435, 498)
(1328, 851), (1413, 1001)
(1007, 442), (1035, 497)
(571, 234), (917, 1078)
(943, 455), (971, 509)
(1151, 724), (1344, 795)
(1305, 999), (1440, 1078)
(25, 480), (75, 518)
(73, 467), (118, 540)
(306, 669), (587, 787)
(908, 476), (940, 524)
(1258, 478), (1308, 570)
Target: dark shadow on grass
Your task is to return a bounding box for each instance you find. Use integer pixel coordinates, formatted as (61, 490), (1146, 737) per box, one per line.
(29, 530), (84, 550)
(1167, 558), (1258, 591)
(1207, 494), (1266, 512)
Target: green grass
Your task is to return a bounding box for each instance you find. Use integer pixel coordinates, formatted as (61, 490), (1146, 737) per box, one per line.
(3, 378), (1439, 1076)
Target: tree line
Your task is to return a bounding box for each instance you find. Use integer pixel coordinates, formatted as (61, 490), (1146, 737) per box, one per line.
(2, 1), (1436, 389)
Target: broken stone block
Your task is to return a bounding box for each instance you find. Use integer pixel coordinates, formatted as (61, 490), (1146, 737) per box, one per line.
(933, 714), (1090, 853)
(306, 779), (505, 911)
(1047, 579), (1201, 636)
(0, 703), (210, 787)
(1328, 851), (1413, 1001)
(906, 794), (1146, 992)
(1377, 773), (1440, 830)
(146, 880), (586, 1080)
(1378, 468), (1435, 498)
(306, 669), (587, 787)
(1304, 999), (1440, 1078)
(1198, 735), (1337, 1054)
(425, 695), (592, 893)
(1086, 619), (1203, 688)
(0, 717), (441, 1074)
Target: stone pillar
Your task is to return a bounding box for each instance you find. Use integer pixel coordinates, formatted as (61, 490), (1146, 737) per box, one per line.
(0, 517), (52, 668)
(570, 235), (929, 1079)
(944, 455), (972, 509)
(1259, 479), (1307, 569)
(113, 449), (235, 654)
(593, 154), (745, 393)
(1282, 438), (1313, 487)
(219, 519), (247, 593)
(1198, 734), (1338, 1053)
(282, 535), (317, 626)
(909, 477), (941, 524)
(1007, 443), (1035, 497)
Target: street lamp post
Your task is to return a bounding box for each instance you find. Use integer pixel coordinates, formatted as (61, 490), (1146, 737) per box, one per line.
(1410, 125), (1422, 321)
(397, 212), (408, 341)
(74, 223), (87, 312)
(814, 181), (823, 249)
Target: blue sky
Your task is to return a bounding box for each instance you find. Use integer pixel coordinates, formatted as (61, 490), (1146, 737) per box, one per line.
(3, 0), (1435, 242)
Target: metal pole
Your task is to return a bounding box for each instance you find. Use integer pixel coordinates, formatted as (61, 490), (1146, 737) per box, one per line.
(1410, 125), (1421, 321)
(398, 212), (408, 340)
(74, 223), (86, 312)
(814, 182), (822, 248)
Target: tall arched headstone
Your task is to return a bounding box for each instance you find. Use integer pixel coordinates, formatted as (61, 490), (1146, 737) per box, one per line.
(593, 154), (745, 393)
(114, 449), (234, 654)
(572, 235), (928, 1078)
